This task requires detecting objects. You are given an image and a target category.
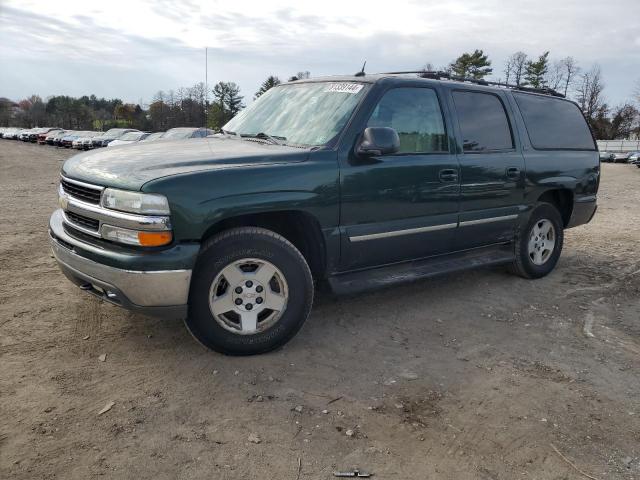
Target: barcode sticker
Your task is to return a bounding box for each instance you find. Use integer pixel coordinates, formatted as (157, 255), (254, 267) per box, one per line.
(324, 83), (364, 94)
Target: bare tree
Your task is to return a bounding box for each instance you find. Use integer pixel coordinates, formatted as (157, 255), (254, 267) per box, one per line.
(559, 57), (580, 97)
(504, 51), (528, 86)
(576, 64), (605, 123)
(546, 60), (565, 91)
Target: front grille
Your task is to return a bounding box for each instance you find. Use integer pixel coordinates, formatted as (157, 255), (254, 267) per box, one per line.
(61, 178), (102, 204)
(65, 211), (99, 231)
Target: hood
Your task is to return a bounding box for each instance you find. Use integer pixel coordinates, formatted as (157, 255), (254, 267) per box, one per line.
(61, 137), (309, 190)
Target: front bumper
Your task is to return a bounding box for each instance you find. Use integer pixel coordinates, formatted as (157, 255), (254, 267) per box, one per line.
(49, 209), (194, 318)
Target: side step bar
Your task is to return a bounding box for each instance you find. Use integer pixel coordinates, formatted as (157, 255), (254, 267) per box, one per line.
(328, 243), (514, 295)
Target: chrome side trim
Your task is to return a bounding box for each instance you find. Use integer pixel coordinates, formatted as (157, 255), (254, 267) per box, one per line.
(459, 214), (518, 227)
(349, 223), (457, 242)
(59, 184), (171, 231)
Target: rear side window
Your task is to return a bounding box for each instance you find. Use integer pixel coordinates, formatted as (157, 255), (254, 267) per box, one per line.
(452, 91), (514, 152)
(514, 93), (595, 150)
(367, 87), (447, 153)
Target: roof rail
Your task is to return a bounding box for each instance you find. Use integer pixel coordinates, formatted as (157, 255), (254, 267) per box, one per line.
(379, 70), (565, 98)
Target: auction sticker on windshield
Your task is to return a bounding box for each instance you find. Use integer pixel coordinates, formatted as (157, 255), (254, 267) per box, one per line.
(324, 83), (364, 94)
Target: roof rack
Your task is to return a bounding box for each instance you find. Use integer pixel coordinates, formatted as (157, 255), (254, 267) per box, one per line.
(379, 70), (565, 98)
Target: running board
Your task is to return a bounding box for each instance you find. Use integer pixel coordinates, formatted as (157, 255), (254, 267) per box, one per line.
(328, 243), (514, 295)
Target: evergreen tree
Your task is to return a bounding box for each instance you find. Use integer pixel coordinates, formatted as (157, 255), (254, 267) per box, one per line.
(449, 50), (492, 79)
(254, 76), (281, 99)
(524, 52), (550, 88)
(209, 82), (245, 129)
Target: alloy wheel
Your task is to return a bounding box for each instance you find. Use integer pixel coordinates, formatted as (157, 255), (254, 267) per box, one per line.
(209, 258), (289, 334)
(527, 219), (556, 266)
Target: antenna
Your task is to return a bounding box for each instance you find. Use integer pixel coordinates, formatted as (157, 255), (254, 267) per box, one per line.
(355, 61), (366, 77)
(204, 47), (208, 128)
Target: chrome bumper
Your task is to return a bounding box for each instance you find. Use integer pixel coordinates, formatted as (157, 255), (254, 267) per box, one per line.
(50, 209), (191, 318)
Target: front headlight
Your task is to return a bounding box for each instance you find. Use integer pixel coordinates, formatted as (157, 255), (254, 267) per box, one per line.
(101, 188), (170, 215)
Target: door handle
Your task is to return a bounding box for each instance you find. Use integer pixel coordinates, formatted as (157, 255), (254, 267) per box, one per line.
(439, 169), (458, 182)
(506, 167), (521, 179)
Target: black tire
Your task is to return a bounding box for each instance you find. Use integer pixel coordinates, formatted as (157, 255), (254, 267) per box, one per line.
(186, 227), (314, 355)
(511, 202), (564, 279)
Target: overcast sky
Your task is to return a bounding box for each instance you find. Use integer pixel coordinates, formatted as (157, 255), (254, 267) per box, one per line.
(1, 0), (638, 106)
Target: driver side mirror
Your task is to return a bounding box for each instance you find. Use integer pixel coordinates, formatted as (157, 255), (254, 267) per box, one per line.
(356, 127), (400, 157)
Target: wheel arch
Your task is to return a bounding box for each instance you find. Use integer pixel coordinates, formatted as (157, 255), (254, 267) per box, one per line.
(537, 188), (574, 227)
(200, 210), (327, 281)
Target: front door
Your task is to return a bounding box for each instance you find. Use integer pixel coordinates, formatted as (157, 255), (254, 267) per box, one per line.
(339, 85), (460, 270)
(447, 89), (526, 249)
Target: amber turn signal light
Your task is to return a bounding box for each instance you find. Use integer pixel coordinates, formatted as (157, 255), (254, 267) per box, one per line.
(137, 231), (173, 247)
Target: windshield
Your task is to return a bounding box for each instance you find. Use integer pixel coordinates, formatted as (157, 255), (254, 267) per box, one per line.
(103, 128), (129, 138)
(223, 82), (368, 146)
(162, 128), (195, 139)
(120, 132), (141, 141)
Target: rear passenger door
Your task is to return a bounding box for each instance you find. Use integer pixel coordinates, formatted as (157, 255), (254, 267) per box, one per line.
(448, 89), (525, 249)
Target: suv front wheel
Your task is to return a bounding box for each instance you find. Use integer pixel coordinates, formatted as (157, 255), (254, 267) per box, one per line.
(186, 227), (314, 355)
(511, 202), (564, 279)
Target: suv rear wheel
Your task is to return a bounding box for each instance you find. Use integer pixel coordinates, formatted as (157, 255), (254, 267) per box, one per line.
(511, 202), (564, 279)
(186, 227), (314, 355)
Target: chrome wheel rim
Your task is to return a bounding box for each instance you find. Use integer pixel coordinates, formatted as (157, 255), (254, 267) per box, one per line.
(528, 219), (556, 266)
(209, 258), (289, 335)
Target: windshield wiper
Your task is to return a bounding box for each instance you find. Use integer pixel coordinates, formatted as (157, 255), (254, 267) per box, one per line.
(221, 128), (241, 139)
(242, 132), (286, 146)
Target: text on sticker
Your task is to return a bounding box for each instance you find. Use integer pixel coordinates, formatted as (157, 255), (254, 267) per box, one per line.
(324, 83), (364, 94)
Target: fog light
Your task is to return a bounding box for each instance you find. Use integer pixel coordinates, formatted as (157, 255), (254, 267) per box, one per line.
(101, 224), (172, 247)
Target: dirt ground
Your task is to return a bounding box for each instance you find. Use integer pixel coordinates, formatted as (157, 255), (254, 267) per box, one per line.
(0, 140), (639, 480)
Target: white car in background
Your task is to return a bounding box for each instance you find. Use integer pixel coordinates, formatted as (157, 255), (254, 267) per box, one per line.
(72, 132), (101, 150)
(107, 131), (150, 147)
(140, 131), (165, 142)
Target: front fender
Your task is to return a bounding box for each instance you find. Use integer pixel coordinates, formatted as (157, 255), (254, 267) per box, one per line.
(142, 150), (340, 242)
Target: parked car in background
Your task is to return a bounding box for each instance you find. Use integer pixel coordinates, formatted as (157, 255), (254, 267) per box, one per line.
(599, 151), (615, 162)
(19, 129), (36, 141)
(79, 132), (102, 150)
(107, 131), (150, 147)
(61, 131), (91, 148)
(92, 128), (140, 148)
(26, 128), (42, 142)
(140, 132), (165, 142)
(159, 127), (215, 140)
(5, 128), (25, 140)
(613, 152), (630, 163)
(628, 152), (640, 164)
(0, 127), (19, 139)
(38, 128), (63, 144)
(72, 132), (100, 150)
(45, 130), (66, 145)
(28, 127), (58, 143)
(51, 130), (72, 146)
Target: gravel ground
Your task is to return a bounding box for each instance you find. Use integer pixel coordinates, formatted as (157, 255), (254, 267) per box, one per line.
(1, 140), (639, 480)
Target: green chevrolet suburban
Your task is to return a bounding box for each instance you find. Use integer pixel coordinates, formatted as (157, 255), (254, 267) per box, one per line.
(50, 73), (599, 355)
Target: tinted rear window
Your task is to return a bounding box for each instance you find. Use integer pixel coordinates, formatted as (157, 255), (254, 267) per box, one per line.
(513, 93), (595, 150)
(452, 91), (514, 152)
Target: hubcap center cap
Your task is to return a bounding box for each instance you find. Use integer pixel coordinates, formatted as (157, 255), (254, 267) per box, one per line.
(231, 281), (265, 311)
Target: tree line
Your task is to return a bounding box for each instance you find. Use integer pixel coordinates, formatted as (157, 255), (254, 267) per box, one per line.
(442, 49), (640, 139)
(0, 56), (638, 139)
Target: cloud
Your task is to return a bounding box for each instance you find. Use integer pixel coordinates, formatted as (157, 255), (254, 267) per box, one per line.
(1, 0), (638, 105)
